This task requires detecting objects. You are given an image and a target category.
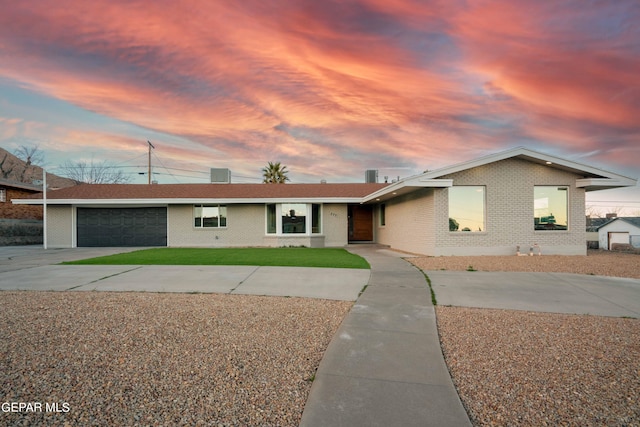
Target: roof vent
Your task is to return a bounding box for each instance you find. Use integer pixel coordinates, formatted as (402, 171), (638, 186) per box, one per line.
(210, 168), (231, 183)
(365, 169), (378, 183)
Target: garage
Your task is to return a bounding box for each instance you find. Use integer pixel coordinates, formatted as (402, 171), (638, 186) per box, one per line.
(77, 207), (167, 247)
(608, 232), (629, 250)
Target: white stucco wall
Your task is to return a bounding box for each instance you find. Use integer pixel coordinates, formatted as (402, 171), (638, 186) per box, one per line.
(598, 220), (640, 249)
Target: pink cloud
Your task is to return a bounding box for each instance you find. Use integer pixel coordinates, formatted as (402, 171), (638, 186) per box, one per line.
(0, 0), (637, 183)
(450, 2), (640, 148)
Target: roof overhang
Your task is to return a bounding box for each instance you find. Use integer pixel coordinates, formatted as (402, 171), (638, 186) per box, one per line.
(362, 179), (453, 203)
(12, 197), (368, 206)
(576, 177), (638, 191)
(364, 147), (637, 202)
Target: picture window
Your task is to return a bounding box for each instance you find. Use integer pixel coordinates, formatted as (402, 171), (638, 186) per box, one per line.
(194, 204), (227, 228)
(448, 186), (485, 232)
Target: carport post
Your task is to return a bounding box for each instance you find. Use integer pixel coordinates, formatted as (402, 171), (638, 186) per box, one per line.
(43, 168), (47, 250)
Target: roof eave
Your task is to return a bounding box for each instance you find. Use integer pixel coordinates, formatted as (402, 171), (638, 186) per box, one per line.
(362, 179), (453, 203)
(418, 147), (637, 182)
(576, 177), (638, 192)
(12, 197), (369, 205)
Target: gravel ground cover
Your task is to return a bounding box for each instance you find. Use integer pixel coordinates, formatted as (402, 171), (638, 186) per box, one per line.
(437, 307), (640, 426)
(416, 251), (640, 426)
(0, 292), (351, 426)
(409, 250), (640, 279)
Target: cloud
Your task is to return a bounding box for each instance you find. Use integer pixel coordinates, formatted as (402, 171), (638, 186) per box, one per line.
(0, 0), (637, 184)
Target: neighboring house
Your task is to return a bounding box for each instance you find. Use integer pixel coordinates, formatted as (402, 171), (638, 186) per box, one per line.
(0, 179), (43, 220)
(0, 179), (45, 246)
(586, 217), (610, 249)
(13, 147), (637, 255)
(597, 217), (640, 250)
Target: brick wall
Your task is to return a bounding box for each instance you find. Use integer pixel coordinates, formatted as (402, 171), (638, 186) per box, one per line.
(322, 204), (348, 247)
(46, 205), (73, 248)
(433, 158), (586, 255)
(168, 204), (266, 247)
(376, 188), (435, 254)
(36, 203), (350, 249)
(375, 158), (587, 256)
(1, 188), (42, 220)
(168, 204), (349, 248)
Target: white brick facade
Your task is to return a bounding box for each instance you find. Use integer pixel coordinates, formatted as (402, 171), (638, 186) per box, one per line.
(44, 203), (350, 249)
(376, 188), (435, 254)
(167, 203), (349, 248)
(46, 205), (73, 248)
(30, 149), (632, 253)
(378, 158), (587, 255)
(168, 204), (265, 247)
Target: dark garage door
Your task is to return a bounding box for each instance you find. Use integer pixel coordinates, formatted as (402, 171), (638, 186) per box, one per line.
(77, 207), (167, 247)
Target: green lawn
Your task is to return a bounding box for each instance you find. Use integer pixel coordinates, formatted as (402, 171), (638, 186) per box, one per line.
(63, 247), (370, 269)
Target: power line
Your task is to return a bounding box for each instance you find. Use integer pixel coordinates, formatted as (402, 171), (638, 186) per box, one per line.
(151, 150), (180, 183)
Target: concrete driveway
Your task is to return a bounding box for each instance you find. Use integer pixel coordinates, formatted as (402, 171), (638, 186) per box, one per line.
(0, 246), (369, 301)
(426, 270), (640, 318)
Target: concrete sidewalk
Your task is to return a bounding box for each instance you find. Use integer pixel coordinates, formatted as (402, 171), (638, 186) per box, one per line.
(301, 247), (472, 427)
(0, 264), (369, 301)
(0, 246), (370, 301)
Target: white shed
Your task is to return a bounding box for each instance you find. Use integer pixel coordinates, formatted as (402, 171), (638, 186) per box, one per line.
(598, 217), (640, 250)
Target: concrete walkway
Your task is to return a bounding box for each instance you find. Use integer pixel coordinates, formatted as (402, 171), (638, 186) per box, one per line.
(300, 246), (472, 427)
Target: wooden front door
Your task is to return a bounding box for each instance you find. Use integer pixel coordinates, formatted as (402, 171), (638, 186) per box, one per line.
(349, 205), (373, 241)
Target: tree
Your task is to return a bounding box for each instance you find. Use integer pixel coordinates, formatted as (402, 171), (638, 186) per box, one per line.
(60, 159), (131, 184)
(14, 145), (45, 182)
(262, 161), (290, 183)
(14, 145), (45, 167)
(0, 152), (15, 179)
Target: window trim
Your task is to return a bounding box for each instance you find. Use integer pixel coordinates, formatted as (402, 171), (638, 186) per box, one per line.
(265, 203), (322, 235)
(0, 188), (5, 203)
(193, 204), (227, 229)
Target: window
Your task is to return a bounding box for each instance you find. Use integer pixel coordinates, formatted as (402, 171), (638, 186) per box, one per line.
(379, 204), (386, 226)
(534, 186), (568, 230)
(266, 203), (322, 234)
(312, 204), (321, 233)
(282, 203), (307, 234)
(266, 204), (277, 234)
(448, 186), (485, 232)
(0, 188), (5, 203)
(194, 204), (227, 228)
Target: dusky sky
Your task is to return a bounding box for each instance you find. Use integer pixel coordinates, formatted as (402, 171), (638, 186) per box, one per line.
(1, 1), (638, 214)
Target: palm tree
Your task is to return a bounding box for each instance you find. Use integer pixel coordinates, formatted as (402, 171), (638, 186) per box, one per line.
(262, 161), (290, 183)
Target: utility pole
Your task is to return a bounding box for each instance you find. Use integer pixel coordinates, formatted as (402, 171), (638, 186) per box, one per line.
(43, 168), (47, 249)
(147, 140), (155, 184)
